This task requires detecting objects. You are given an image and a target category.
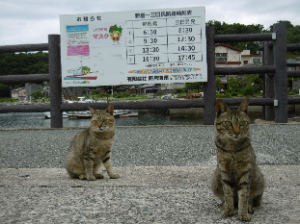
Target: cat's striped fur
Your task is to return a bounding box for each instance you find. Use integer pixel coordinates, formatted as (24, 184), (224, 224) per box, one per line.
(211, 98), (264, 221)
(66, 104), (119, 181)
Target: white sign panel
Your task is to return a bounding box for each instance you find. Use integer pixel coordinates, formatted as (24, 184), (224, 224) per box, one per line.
(60, 7), (207, 87)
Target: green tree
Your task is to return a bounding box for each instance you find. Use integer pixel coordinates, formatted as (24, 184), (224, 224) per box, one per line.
(173, 88), (184, 94)
(216, 77), (222, 92)
(0, 51), (48, 76)
(269, 20), (294, 31)
(206, 20), (265, 54)
(269, 21), (299, 54)
(0, 84), (11, 97)
(226, 75), (262, 96)
(227, 76), (239, 93)
(241, 85), (256, 96)
(185, 82), (202, 92)
(30, 90), (44, 99)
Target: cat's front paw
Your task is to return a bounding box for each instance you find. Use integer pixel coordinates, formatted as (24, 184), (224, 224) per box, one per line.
(86, 175), (96, 181)
(222, 203), (234, 217)
(109, 173), (120, 179)
(79, 174), (86, 180)
(222, 209), (234, 217)
(238, 212), (251, 222)
(248, 204), (254, 214)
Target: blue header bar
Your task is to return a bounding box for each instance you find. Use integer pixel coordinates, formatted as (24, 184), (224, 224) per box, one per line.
(66, 25), (89, 33)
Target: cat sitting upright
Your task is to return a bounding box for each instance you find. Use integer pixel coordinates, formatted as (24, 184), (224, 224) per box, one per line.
(66, 103), (119, 181)
(211, 98), (264, 221)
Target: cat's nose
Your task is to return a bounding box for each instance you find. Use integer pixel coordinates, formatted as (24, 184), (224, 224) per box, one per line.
(233, 126), (240, 137)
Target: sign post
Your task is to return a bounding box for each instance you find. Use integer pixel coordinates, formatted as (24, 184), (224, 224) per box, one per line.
(60, 7), (207, 87)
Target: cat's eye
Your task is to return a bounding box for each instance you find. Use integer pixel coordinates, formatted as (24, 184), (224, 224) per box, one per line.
(239, 121), (247, 126)
(224, 121), (232, 126)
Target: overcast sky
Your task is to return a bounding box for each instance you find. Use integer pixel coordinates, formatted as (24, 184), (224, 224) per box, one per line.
(0, 0), (299, 45)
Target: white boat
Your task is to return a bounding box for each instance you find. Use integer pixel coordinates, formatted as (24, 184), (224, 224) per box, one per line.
(44, 112), (69, 119)
(77, 97), (96, 103)
(67, 109), (138, 119)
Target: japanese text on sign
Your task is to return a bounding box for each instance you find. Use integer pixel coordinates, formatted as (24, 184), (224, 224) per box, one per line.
(60, 7), (207, 87)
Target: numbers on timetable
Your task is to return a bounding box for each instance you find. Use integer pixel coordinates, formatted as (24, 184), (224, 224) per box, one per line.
(142, 47), (159, 53)
(144, 38), (158, 44)
(143, 29), (157, 35)
(178, 54), (196, 61)
(178, 45), (195, 52)
(177, 36), (195, 42)
(143, 56), (160, 62)
(178, 27), (193, 33)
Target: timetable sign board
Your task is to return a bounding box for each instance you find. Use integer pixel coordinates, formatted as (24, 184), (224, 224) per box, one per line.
(60, 7), (207, 87)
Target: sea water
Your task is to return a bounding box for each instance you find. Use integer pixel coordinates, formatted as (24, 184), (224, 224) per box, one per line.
(0, 112), (205, 128)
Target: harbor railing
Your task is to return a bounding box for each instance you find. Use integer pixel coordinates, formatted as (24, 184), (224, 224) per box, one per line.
(0, 22), (300, 127)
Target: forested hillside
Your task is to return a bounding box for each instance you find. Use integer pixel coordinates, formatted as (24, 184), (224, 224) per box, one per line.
(206, 20), (300, 54)
(0, 51), (48, 76)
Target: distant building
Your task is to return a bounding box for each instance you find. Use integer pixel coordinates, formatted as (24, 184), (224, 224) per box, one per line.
(241, 50), (262, 66)
(215, 43), (262, 84)
(11, 83), (45, 101)
(287, 57), (300, 71)
(215, 43), (243, 67)
(11, 87), (26, 101)
(25, 83), (43, 100)
(288, 56), (300, 91)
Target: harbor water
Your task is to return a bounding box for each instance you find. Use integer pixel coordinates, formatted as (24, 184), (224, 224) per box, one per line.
(0, 104), (270, 128)
(0, 112), (206, 128)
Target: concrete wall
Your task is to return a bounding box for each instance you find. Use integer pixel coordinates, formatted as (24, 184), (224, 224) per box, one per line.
(292, 80), (300, 91)
(25, 83), (43, 101)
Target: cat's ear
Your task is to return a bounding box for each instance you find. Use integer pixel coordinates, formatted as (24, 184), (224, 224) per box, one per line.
(238, 97), (249, 114)
(215, 99), (228, 117)
(106, 103), (114, 115)
(88, 106), (97, 115)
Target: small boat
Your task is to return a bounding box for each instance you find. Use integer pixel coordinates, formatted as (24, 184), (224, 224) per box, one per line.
(114, 109), (138, 118)
(44, 112), (69, 119)
(77, 97), (96, 103)
(68, 110), (139, 119)
(44, 110), (138, 119)
(68, 111), (91, 119)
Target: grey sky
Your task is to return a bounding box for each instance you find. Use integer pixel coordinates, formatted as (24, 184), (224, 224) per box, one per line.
(0, 0), (299, 45)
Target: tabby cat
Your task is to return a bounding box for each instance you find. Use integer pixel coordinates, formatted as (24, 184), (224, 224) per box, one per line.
(211, 98), (264, 221)
(66, 104), (119, 181)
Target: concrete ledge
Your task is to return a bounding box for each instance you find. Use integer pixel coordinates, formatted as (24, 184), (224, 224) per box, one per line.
(0, 166), (299, 223)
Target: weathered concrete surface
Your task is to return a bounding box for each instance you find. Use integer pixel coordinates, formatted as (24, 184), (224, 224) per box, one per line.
(0, 124), (300, 223)
(0, 166), (300, 223)
(1, 124), (300, 168)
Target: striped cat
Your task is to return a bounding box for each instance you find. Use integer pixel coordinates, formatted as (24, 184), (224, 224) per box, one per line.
(66, 104), (119, 181)
(211, 98), (264, 221)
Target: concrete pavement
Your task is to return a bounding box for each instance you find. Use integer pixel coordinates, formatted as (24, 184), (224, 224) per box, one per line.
(1, 124), (300, 223)
(1, 166), (300, 223)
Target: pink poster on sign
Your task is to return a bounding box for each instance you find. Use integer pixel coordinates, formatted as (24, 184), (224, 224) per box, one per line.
(67, 45), (90, 56)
